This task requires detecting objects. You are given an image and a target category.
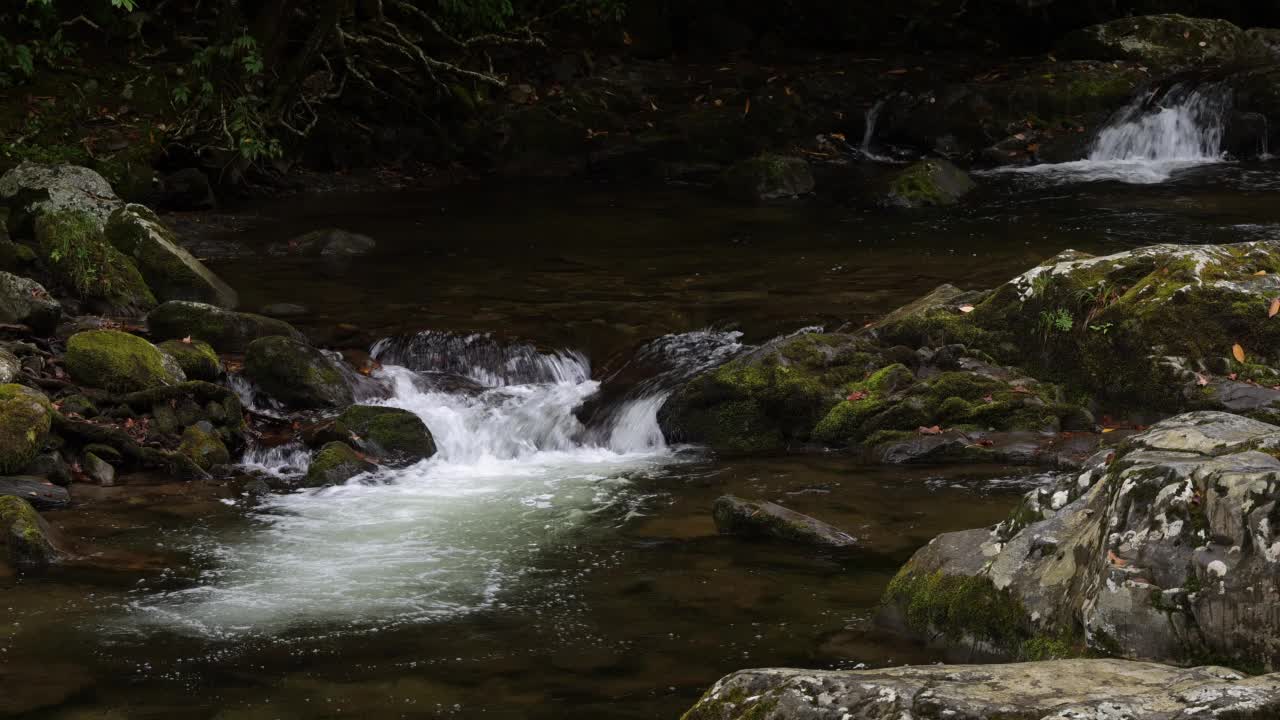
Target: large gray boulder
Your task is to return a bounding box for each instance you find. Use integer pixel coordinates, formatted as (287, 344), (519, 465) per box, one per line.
(683, 659), (1280, 720)
(881, 411), (1280, 670)
(105, 204), (238, 308)
(0, 163), (122, 235)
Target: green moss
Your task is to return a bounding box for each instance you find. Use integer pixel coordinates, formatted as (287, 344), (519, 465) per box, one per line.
(304, 441), (375, 488)
(0, 494), (56, 568)
(147, 301), (304, 352)
(158, 339), (222, 382)
(883, 569), (1031, 651)
(1021, 633), (1081, 661)
(0, 384), (52, 473)
(337, 405), (436, 464)
(65, 330), (177, 392)
(812, 363), (914, 444)
(34, 209), (155, 312)
(243, 335), (353, 409)
(178, 424), (230, 470)
(680, 686), (780, 720)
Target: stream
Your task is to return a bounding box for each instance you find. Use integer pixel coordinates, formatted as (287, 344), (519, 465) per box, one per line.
(5, 87), (1280, 719)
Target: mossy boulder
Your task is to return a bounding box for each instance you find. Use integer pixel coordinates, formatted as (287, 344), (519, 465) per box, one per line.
(34, 209), (156, 314)
(178, 423), (231, 471)
(147, 300), (306, 352)
(303, 441), (376, 488)
(719, 154), (815, 202)
(0, 162), (122, 236)
(880, 158), (976, 208)
(158, 338), (222, 382)
(105, 204), (238, 308)
(65, 329), (183, 392)
(0, 495), (59, 571)
(1058, 14), (1269, 68)
(0, 271), (59, 334)
(336, 405), (436, 466)
(244, 336), (353, 410)
(0, 385), (52, 474)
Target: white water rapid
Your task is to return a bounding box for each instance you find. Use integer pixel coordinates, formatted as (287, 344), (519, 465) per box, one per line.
(126, 330), (743, 638)
(991, 83), (1232, 184)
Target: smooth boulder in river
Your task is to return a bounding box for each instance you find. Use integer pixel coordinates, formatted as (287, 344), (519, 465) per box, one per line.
(244, 336), (354, 410)
(682, 659), (1280, 719)
(712, 495), (855, 547)
(147, 300), (306, 352)
(105, 204), (238, 308)
(0, 495), (60, 571)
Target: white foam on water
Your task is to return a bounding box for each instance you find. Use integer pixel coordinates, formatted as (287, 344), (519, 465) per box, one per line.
(125, 331), (744, 638)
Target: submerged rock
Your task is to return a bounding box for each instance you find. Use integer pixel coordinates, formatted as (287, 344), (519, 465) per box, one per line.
(336, 405), (436, 466)
(880, 158), (975, 208)
(34, 209), (156, 314)
(147, 300), (305, 352)
(303, 441), (376, 487)
(105, 204), (238, 308)
(683, 659), (1280, 720)
(244, 336), (353, 409)
(1058, 14), (1269, 68)
(0, 476), (69, 510)
(83, 451), (116, 486)
(712, 495), (855, 547)
(0, 272), (60, 334)
(65, 329), (183, 392)
(268, 228), (375, 258)
(158, 338), (222, 382)
(881, 411), (1280, 670)
(0, 162), (122, 235)
(719, 155), (815, 202)
(0, 495), (60, 571)
(0, 385), (52, 474)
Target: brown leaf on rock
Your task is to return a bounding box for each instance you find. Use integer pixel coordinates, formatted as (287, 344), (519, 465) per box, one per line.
(847, 390), (868, 402)
(1195, 372), (1211, 386)
(1233, 343), (1246, 363)
(1269, 297), (1279, 318)
(917, 425), (942, 435)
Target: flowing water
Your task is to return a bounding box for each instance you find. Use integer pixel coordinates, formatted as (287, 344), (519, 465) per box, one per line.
(6, 95), (1280, 717)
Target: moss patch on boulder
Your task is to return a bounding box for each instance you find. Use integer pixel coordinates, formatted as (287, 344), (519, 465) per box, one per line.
(0, 495), (59, 571)
(0, 385), (52, 474)
(336, 405), (436, 466)
(244, 336), (353, 409)
(34, 209), (155, 313)
(719, 154), (815, 202)
(147, 300), (305, 352)
(303, 441), (376, 488)
(65, 329), (182, 392)
(882, 158), (976, 208)
(158, 338), (222, 382)
(178, 423), (230, 470)
(1058, 14), (1269, 68)
(105, 204), (238, 308)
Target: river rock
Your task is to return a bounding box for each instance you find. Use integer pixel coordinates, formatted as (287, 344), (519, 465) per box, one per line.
(682, 659), (1280, 720)
(303, 441), (376, 487)
(873, 240), (1280, 411)
(268, 228), (375, 258)
(0, 162), (122, 235)
(1249, 28), (1280, 57)
(83, 451), (116, 486)
(712, 495), (855, 547)
(65, 329), (183, 392)
(0, 272), (60, 334)
(719, 155), (815, 202)
(0, 476), (69, 510)
(881, 411), (1280, 670)
(27, 451), (71, 486)
(34, 210), (156, 314)
(1058, 14), (1270, 68)
(178, 422), (230, 471)
(336, 405), (436, 466)
(0, 495), (60, 571)
(879, 158), (975, 208)
(147, 300), (306, 352)
(158, 167), (216, 211)
(244, 336), (354, 409)
(158, 338), (222, 382)
(0, 385), (52, 474)
(105, 204), (238, 308)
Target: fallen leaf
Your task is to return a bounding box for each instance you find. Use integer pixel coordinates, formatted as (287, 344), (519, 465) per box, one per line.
(982, 394), (994, 403)
(847, 390), (868, 402)
(1195, 372), (1211, 386)
(1229, 372), (1239, 380)
(1233, 343), (1246, 364)
(713, 98), (723, 107)
(622, 31), (632, 45)
(958, 304), (975, 313)
(743, 98), (751, 118)
(917, 425), (943, 435)
(976, 438), (994, 447)
(649, 100), (658, 111)
(1107, 550), (1128, 567)
(1256, 270), (1268, 276)
(885, 68), (910, 75)
(1101, 428), (1115, 433)
(830, 132), (847, 141)
(1269, 297), (1279, 318)
(181, 335), (193, 344)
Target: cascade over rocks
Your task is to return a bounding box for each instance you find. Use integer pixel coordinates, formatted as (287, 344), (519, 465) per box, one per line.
(682, 659), (1280, 720)
(881, 411), (1280, 670)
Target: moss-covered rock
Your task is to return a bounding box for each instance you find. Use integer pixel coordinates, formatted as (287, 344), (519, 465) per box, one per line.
(0, 162), (122, 236)
(244, 335), (353, 410)
(303, 441), (376, 488)
(158, 338), (222, 382)
(0, 495), (59, 571)
(719, 154), (815, 202)
(712, 495), (855, 547)
(147, 300), (306, 352)
(65, 329), (182, 392)
(105, 204), (238, 308)
(0, 385), (52, 474)
(34, 209), (156, 314)
(881, 158), (976, 208)
(0, 271), (59, 334)
(1058, 14), (1269, 68)
(178, 422), (231, 471)
(336, 405), (436, 466)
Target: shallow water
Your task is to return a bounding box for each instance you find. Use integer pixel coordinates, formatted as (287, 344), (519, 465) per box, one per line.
(6, 159), (1280, 718)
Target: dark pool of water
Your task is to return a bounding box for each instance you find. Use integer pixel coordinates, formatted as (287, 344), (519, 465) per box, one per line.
(5, 161), (1280, 719)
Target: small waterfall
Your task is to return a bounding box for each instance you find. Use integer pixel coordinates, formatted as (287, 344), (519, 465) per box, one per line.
(1088, 84), (1230, 163)
(858, 99), (896, 163)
